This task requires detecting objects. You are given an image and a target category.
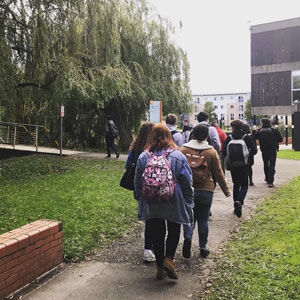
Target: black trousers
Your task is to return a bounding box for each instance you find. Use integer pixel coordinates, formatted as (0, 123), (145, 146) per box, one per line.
(262, 151), (277, 184)
(230, 166), (248, 204)
(147, 218), (181, 268)
(105, 136), (118, 157)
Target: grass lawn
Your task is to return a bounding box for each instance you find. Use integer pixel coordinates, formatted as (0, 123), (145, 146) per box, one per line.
(277, 149), (300, 160)
(0, 155), (136, 261)
(206, 176), (300, 300)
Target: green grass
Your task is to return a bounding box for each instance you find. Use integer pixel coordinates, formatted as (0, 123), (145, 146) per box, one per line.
(206, 176), (300, 300)
(0, 155), (136, 261)
(277, 149), (300, 160)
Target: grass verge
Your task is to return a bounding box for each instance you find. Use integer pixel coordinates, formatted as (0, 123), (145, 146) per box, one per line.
(206, 176), (300, 300)
(277, 149), (300, 160)
(0, 154), (136, 261)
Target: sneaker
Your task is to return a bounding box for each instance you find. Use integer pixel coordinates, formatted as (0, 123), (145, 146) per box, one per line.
(234, 201), (242, 218)
(264, 178), (268, 182)
(182, 238), (191, 259)
(143, 249), (156, 262)
(200, 248), (210, 258)
(105, 155), (111, 159)
(268, 183), (274, 188)
(116, 152), (120, 159)
(163, 257), (178, 280)
(249, 182), (254, 186)
(156, 267), (166, 280)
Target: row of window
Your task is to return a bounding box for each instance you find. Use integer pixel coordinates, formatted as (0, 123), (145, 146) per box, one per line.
(194, 96), (244, 104)
(193, 114), (244, 121)
(195, 105), (244, 112)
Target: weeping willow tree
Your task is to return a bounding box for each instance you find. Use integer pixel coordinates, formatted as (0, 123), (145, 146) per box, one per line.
(0, 0), (192, 150)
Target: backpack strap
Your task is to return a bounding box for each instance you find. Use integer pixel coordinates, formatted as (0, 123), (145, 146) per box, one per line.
(162, 147), (174, 158)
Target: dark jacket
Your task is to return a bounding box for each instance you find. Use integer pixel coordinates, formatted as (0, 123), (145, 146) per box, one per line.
(247, 133), (257, 166)
(222, 130), (257, 162)
(255, 127), (283, 152)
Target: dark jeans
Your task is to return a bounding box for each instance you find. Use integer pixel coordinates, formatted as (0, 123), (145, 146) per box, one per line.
(183, 190), (213, 249)
(230, 166), (248, 204)
(144, 220), (152, 250)
(105, 136), (118, 157)
(147, 218), (181, 268)
(262, 151), (277, 184)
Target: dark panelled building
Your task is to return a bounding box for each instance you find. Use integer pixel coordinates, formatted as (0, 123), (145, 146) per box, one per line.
(251, 18), (300, 150)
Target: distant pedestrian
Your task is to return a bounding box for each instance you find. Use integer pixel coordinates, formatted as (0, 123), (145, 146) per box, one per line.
(105, 116), (120, 159)
(212, 121), (228, 173)
(242, 123), (257, 186)
(222, 120), (256, 217)
(181, 124), (230, 259)
(134, 123), (193, 280)
(166, 114), (183, 147)
(196, 112), (220, 152)
(125, 122), (155, 262)
(255, 118), (283, 187)
(182, 119), (192, 144)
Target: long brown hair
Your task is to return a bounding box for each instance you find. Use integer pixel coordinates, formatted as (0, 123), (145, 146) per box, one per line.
(130, 122), (154, 153)
(146, 123), (177, 152)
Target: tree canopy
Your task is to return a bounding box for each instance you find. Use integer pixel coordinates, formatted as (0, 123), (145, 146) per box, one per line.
(203, 101), (217, 123)
(0, 0), (192, 149)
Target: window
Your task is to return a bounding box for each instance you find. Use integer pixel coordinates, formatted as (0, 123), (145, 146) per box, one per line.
(195, 114), (198, 121)
(239, 114), (244, 120)
(221, 114), (225, 120)
(230, 105), (234, 109)
(238, 96), (244, 102)
(221, 105), (224, 109)
(239, 105), (243, 112)
(214, 105), (218, 109)
(292, 70), (300, 103)
(214, 97), (217, 101)
(195, 106), (198, 113)
(230, 113), (234, 120)
(221, 96), (224, 100)
(197, 97), (200, 103)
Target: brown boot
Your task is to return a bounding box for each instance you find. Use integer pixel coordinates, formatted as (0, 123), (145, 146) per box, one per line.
(156, 267), (166, 280)
(163, 257), (178, 280)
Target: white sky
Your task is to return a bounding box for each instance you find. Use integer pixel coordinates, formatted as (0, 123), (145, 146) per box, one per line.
(148, 0), (300, 95)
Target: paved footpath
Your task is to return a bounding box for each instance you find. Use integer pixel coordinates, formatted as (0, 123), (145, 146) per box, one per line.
(18, 149), (300, 300)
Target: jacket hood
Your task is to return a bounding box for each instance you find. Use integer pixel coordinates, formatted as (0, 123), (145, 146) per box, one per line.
(182, 140), (213, 150)
(231, 130), (246, 139)
(167, 124), (177, 131)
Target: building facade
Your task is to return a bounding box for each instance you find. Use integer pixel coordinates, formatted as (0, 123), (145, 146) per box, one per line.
(191, 92), (250, 126)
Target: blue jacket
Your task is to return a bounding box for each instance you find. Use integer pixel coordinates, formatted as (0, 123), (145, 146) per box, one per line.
(134, 148), (194, 225)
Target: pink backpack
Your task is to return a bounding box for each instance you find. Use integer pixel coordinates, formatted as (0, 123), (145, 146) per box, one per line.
(141, 148), (176, 201)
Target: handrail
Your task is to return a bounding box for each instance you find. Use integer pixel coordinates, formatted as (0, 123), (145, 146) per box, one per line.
(0, 122), (57, 151)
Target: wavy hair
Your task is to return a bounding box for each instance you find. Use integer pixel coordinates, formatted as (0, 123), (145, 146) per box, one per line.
(130, 122), (154, 153)
(146, 123), (177, 152)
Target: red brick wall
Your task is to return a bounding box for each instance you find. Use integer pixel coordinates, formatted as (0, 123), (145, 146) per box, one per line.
(0, 220), (63, 299)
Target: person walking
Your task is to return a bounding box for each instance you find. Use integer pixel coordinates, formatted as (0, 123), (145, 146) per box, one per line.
(222, 120), (257, 217)
(182, 119), (192, 144)
(242, 123), (257, 186)
(105, 116), (120, 158)
(166, 114), (183, 147)
(212, 121), (228, 173)
(134, 123), (194, 280)
(125, 122), (155, 262)
(255, 118), (283, 188)
(181, 124), (231, 259)
(197, 112), (220, 152)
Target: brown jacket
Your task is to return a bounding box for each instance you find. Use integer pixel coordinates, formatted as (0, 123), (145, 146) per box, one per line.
(181, 140), (230, 197)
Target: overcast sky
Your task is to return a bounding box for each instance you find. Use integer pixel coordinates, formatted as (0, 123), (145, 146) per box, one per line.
(148, 0), (300, 95)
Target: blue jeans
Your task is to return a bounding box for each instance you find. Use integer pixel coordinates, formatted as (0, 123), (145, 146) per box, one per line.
(183, 190), (213, 249)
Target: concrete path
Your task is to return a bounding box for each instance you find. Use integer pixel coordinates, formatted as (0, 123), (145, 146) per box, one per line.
(17, 150), (300, 300)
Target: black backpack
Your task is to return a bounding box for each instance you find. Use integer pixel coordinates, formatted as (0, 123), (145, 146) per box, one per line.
(110, 123), (119, 138)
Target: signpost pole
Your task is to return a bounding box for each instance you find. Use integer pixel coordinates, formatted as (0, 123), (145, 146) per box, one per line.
(60, 105), (64, 158)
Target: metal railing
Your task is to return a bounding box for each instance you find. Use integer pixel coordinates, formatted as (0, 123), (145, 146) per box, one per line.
(0, 122), (50, 152)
